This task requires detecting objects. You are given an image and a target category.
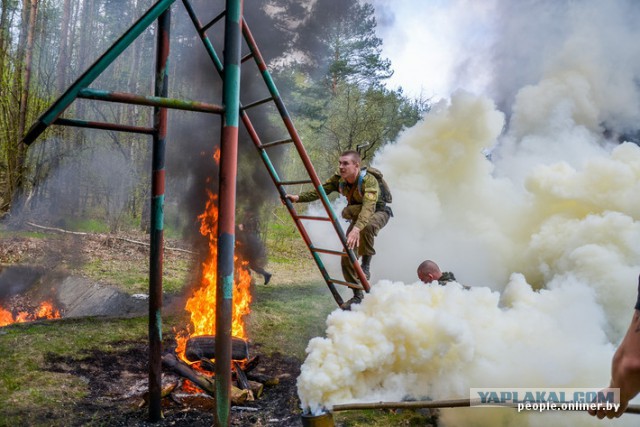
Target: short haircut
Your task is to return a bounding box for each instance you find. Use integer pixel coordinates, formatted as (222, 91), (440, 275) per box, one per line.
(340, 150), (361, 164)
(417, 260), (441, 276)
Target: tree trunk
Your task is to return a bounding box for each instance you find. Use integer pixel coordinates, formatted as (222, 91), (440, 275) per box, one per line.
(7, 0), (39, 218)
(18, 0), (39, 140)
(56, 0), (72, 93)
(75, 0), (95, 120)
(0, 0), (11, 78)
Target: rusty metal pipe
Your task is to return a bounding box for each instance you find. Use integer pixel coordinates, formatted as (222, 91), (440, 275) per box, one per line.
(53, 118), (155, 134)
(148, 6), (171, 423)
(214, 1), (243, 425)
(77, 88), (224, 114)
(331, 398), (640, 414)
(302, 399), (640, 427)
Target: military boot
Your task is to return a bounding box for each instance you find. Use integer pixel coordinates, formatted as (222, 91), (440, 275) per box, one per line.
(340, 289), (365, 311)
(360, 255), (372, 280)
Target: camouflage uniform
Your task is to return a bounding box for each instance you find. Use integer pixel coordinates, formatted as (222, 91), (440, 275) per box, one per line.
(297, 172), (391, 285)
(438, 271), (457, 286)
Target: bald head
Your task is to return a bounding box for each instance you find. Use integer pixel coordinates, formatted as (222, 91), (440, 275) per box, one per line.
(417, 260), (442, 284)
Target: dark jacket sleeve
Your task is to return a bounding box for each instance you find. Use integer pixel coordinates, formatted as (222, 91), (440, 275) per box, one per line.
(636, 275), (640, 311)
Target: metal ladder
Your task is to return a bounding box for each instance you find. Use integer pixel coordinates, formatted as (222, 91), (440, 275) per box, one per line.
(21, 0), (370, 307)
(180, 2), (370, 306)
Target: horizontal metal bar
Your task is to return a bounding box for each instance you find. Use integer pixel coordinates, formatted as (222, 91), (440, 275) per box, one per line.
(296, 215), (332, 222)
(311, 247), (347, 256)
(78, 88), (225, 114)
(333, 398), (473, 412)
(21, 0), (177, 145)
(241, 52), (254, 63)
(54, 118), (154, 134)
(202, 10), (225, 32)
(328, 278), (364, 290)
(259, 137), (293, 149)
(332, 399), (640, 413)
(241, 96), (273, 111)
(277, 179), (313, 186)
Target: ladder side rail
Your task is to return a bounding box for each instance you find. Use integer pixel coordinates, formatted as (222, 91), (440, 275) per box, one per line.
(241, 19), (370, 292)
(23, 0), (178, 145)
(240, 111), (343, 306)
(181, 7), (348, 302)
(181, 9), (369, 296)
(181, 0), (225, 71)
(328, 278), (365, 290)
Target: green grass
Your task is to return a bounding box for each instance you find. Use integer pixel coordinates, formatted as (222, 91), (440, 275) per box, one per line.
(81, 258), (149, 294)
(0, 229), (50, 239)
(334, 409), (438, 426)
(66, 218), (111, 233)
(0, 317), (151, 427)
(163, 257), (194, 293)
(79, 256), (191, 295)
(248, 279), (338, 359)
(265, 214), (310, 265)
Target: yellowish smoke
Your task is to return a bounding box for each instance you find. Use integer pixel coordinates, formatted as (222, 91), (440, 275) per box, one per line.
(298, 90), (640, 426)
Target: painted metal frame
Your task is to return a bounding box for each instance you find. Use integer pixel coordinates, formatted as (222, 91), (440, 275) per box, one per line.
(21, 0), (370, 424)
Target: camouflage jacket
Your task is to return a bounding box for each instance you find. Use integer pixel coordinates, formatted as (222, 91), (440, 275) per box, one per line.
(297, 172), (380, 230)
(438, 271), (457, 286)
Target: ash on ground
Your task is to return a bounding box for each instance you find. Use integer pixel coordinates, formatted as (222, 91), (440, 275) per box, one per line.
(44, 341), (302, 427)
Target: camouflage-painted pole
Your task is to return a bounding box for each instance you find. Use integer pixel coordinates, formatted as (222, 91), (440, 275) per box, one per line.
(215, 0), (243, 425)
(148, 7), (170, 423)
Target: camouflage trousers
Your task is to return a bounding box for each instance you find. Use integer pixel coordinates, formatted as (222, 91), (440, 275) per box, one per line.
(341, 209), (391, 285)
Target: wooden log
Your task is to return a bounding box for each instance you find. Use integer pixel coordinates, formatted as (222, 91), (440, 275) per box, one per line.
(138, 381), (178, 408)
(233, 361), (250, 390)
(247, 372), (279, 386)
(248, 380), (264, 399)
(242, 355), (260, 373)
(24, 222), (194, 253)
(161, 353), (249, 404)
(199, 358), (216, 372)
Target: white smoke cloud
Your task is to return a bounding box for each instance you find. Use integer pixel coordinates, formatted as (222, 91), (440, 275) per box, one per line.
(373, 0), (497, 100)
(297, 1), (640, 425)
(298, 278), (615, 425)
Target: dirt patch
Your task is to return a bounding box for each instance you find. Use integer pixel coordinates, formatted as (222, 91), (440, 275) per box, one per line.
(43, 340), (303, 427)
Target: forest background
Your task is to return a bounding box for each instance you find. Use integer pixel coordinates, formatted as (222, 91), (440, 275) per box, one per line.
(0, 0), (429, 236)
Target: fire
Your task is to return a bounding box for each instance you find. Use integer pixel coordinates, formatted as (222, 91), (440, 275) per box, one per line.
(0, 300), (61, 327)
(175, 188), (253, 360)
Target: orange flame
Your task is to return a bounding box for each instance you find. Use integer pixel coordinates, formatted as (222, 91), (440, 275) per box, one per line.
(175, 176), (253, 361)
(0, 300), (61, 327)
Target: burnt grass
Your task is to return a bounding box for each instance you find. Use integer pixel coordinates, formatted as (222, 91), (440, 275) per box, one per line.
(43, 340), (302, 427)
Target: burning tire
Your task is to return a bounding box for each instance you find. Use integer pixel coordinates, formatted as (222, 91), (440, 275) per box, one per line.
(185, 335), (249, 361)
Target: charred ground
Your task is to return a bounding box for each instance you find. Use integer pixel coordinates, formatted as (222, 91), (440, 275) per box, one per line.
(43, 341), (302, 427)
